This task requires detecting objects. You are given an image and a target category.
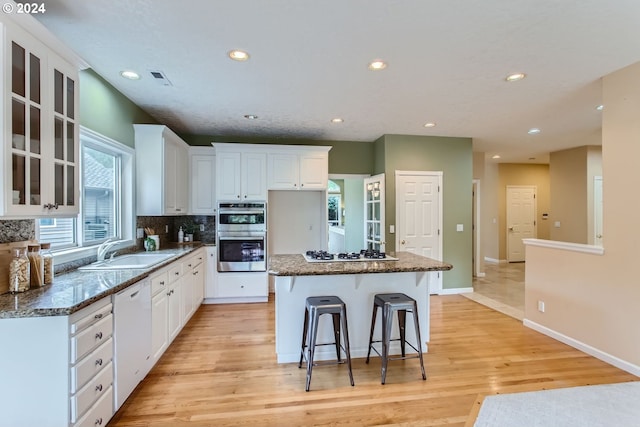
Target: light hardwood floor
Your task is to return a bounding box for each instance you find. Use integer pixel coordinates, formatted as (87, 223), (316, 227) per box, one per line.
(109, 294), (637, 426)
(466, 262), (525, 320)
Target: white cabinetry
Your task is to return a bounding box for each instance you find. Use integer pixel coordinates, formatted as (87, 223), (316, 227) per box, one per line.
(0, 296), (114, 427)
(210, 271), (268, 304)
(182, 248), (205, 321)
(150, 269), (170, 364)
(214, 144), (267, 201)
(134, 124), (189, 215)
(189, 147), (216, 214)
(113, 278), (152, 410)
(1, 18), (80, 218)
(204, 246), (218, 300)
(268, 148), (330, 190)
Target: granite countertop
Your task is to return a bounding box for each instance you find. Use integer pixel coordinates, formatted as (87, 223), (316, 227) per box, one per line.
(0, 243), (204, 319)
(268, 252), (453, 277)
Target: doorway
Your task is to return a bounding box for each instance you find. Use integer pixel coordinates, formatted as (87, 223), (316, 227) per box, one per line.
(395, 171), (443, 293)
(506, 185), (537, 262)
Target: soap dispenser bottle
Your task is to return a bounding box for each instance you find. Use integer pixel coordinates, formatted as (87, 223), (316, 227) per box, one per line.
(178, 226), (184, 243)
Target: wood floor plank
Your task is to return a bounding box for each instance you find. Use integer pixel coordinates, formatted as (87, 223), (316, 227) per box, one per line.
(108, 295), (637, 426)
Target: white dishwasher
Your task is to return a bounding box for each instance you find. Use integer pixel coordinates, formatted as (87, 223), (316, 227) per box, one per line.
(113, 278), (152, 410)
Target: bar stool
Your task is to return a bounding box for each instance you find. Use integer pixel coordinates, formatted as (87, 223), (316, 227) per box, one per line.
(366, 293), (426, 384)
(298, 296), (354, 391)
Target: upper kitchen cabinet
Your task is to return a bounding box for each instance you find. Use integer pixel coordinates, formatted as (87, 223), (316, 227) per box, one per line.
(189, 146), (216, 215)
(213, 143), (267, 201)
(1, 19), (80, 218)
(135, 125), (189, 215)
(267, 146), (331, 190)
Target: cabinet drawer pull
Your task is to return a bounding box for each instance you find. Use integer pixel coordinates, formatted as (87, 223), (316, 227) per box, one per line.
(95, 417), (103, 426)
(130, 290), (139, 299)
(94, 313), (103, 319)
(160, 281), (165, 285)
(95, 384), (103, 392)
(95, 358), (103, 366)
(174, 272), (179, 276)
(95, 332), (103, 340)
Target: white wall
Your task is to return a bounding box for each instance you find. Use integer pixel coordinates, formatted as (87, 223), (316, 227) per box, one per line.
(267, 191), (326, 254)
(524, 61), (640, 375)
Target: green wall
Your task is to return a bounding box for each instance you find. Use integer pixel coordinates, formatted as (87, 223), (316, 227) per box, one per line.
(377, 134), (473, 290)
(79, 69), (157, 147)
(183, 134), (373, 175)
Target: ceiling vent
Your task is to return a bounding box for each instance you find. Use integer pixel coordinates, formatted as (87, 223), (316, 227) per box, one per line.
(149, 70), (173, 86)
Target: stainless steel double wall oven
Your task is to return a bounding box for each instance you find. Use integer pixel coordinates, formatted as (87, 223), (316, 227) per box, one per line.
(216, 202), (267, 272)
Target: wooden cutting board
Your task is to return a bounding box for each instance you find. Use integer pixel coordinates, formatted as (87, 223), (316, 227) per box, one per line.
(0, 241), (36, 295)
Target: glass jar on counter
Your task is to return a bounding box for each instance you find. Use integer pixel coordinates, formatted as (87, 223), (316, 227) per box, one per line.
(27, 244), (44, 288)
(41, 242), (54, 285)
(9, 247), (30, 293)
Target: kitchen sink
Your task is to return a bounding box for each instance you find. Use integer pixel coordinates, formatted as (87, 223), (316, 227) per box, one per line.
(79, 253), (177, 271)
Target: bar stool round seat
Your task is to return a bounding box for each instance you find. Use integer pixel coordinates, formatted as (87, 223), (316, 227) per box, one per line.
(299, 296), (354, 391)
(366, 292), (426, 384)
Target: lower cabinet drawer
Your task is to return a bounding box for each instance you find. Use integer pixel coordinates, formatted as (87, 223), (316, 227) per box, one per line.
(216, 272), (267, 298)
(70, 361), (113, 423)
(70, 337), (113, 394)
(73, 386), (113, 427)
(71, 315), (113, 363)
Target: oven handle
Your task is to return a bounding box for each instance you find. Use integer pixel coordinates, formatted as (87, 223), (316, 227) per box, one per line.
(218, 209), (265, 215)
(218, 235), (265, 241)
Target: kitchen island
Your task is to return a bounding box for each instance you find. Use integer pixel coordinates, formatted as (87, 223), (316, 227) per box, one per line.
(268, 252), (452, 363)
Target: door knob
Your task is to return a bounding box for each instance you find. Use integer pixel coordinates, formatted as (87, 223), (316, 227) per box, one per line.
(508, 227), (514, 231)
(401, 240), (406, 245)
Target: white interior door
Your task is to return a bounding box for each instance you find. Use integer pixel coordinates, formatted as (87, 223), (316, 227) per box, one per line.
(364, 174), (385, 251)
(506, 186), (537, 262)
(594, 176), (603, 246)
(396, 171), (443, 293)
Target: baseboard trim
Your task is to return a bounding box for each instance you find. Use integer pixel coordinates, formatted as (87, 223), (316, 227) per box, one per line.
(523, 319), (640, 377)
(483, 257), (508, 264)
(439, 287), (474, 295)
(474, 272), (486, 278)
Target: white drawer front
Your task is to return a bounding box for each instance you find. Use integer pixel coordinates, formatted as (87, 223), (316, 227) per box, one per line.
(73, 385), (113, 427)
(70, 300), (113, 335)
(151, 270), (169, 296)
(217, 272), (267, 298)
(70, 361), (113, 423)
(71, 314), (113, 364)
(70, 337), (113, 394)
(168, 263), (183, 283)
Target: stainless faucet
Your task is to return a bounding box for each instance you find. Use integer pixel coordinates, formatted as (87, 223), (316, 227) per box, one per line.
(97, 238), (120, 261)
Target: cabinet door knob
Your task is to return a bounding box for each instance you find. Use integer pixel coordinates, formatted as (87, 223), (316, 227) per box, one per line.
(95, 358), (103, 366)
(95, 384), (103, 392)
(95, 417), (103, 426)
(95, 332), (103, 340)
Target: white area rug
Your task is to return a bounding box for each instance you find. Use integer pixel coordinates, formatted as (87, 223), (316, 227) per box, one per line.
(474, 382), (640, 427)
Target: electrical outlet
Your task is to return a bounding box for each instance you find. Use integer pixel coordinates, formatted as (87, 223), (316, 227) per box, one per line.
(136, 228), (144, 238)
(165, 225), (169, 233)
(537, 300), (545, 313)
(200, 224), (205, 232)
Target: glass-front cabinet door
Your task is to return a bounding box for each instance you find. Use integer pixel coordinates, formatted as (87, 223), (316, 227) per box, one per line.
(9, 38), (44, 213)
(50, 57), (79, 215)
(364, 173), (385, 251)
(3, 23), (79, 217)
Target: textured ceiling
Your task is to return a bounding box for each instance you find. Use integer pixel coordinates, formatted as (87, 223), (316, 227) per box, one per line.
(30, 0), (640, 163)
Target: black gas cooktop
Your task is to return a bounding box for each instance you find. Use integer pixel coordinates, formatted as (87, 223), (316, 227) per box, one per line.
(304, 249), (398, 262)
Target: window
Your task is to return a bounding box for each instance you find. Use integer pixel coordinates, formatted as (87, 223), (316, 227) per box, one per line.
(37, 127), (135, 259)
(328, 179), (342, 227)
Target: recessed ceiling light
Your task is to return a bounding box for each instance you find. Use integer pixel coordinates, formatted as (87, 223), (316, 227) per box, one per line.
(492, 155), (501, 159)
(120, 70), (140, 80)
(423, 122), (436, 128)
(228, 50), (250, 61)
(528, 128), (541, 134)
(368, 59), (387, 70)
(331, 118), (344, 123)
(244, 114), (258, 120)
(505, 72), (526, 82)
(596, 104), (604, 111)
